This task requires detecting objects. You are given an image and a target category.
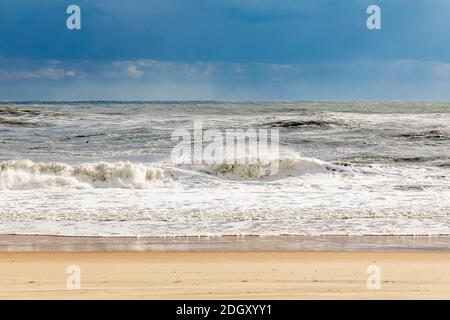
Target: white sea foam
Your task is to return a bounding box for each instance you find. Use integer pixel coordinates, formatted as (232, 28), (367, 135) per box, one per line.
(1, 101), (450, 237)
(0, 160), (169, 189)
(0, 155), (351, 189)
(195, 155), (352, 180)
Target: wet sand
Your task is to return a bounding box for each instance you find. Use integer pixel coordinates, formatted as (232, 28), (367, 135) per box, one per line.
(1, 234), (450, 252)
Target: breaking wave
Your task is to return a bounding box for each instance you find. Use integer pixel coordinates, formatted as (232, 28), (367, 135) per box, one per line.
(0, 116), (35, 126)
(0, 156), (353, 188)
(194, 156), (352, 180)
(0, 160), (169, 189)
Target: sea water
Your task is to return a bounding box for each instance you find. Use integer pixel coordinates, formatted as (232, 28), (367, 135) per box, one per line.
(0, 101), (449, 236)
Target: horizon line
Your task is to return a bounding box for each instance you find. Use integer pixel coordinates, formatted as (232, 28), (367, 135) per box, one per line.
(2, 99), (450, 104)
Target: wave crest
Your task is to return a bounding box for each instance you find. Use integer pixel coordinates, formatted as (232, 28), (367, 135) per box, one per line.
(196, 156), (352, 180)
(0, 160), (168, 189)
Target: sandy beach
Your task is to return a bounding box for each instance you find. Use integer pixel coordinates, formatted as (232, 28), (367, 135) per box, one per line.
(3, 0), (450, 303)
(1, 250), (450, 299)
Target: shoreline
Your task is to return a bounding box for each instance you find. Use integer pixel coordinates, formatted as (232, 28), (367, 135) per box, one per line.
(1, 234), (450, 252)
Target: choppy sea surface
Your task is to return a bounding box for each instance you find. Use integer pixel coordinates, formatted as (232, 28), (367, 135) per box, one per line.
(1, 101), (450, 237)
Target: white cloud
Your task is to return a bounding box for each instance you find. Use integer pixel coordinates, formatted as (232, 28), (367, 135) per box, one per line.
(0, 67), (77, 80)
(126, 64), (144, 78)
(271, 64), (293, 71)
(4, 57), (450, 100)
(431, 62), (450, 77)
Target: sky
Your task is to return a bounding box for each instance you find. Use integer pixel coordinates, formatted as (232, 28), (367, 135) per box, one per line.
(1, 0), (450, 100)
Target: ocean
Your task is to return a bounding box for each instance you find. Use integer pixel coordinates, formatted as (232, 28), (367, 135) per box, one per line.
(0, 101), (449, 237)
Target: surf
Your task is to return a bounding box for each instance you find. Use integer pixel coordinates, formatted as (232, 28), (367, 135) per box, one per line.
(0, 160), (169, 189)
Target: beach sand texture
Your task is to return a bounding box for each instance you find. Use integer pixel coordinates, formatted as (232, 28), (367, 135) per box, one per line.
(1, 251), (449, 299)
